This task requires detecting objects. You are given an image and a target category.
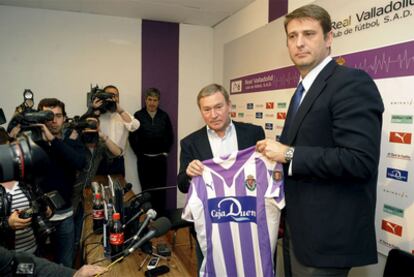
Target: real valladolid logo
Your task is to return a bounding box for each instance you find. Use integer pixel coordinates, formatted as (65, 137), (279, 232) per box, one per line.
(332, 0), (414, 38)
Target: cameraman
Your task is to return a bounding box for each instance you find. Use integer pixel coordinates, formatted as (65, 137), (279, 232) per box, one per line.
(71, 115), (122, 258)
(90, 85), (139, 176)
(36, 98), (86, 267)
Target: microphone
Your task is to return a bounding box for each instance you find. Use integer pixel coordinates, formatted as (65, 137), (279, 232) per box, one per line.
(134, 209), (157, 239)
(129, 192), (151, 207)
(122, 202), (152, 230)
(123, 217), (171, 256)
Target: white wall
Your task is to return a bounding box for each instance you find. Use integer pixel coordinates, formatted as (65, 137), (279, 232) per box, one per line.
(177, 24), (214, 207)
(0, 5), (142, 191)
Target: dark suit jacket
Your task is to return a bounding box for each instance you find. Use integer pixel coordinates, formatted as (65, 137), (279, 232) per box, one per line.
(280, 60), (384, 267)
(177, 121), (265, 193)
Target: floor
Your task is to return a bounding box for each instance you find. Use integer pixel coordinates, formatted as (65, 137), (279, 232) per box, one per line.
(166, 227), (198, 276)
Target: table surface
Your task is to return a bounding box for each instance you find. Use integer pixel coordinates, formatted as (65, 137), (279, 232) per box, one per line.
(82, 176), (192, 277)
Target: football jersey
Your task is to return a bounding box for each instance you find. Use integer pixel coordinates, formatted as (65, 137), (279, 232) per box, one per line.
(182, 146), (285, 277)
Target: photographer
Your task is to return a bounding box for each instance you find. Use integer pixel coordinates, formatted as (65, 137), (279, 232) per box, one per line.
(0, 180), (38, 254)
(90, 85), (139, 176)
(0, 246), (106, 277)
(0, 126), (46, 255)
(35, 98), (86, 267)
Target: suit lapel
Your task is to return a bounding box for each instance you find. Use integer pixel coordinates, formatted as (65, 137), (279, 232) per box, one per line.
(287, 60), (337, 145)
(196, 128), (214, 160)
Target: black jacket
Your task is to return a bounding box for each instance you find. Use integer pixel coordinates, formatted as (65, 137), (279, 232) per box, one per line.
(177, 121), (265, 193)
(129, 108), (173, 155)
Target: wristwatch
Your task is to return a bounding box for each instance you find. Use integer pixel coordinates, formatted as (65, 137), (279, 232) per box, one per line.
(284, 147), (295, 162)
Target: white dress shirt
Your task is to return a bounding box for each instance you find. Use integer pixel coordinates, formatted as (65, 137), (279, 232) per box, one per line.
(99, 111), (140, 154)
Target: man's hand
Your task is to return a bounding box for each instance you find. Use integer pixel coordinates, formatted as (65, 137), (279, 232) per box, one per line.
(92, 98), (104, 110)
(9, 124), (21, 138)
(33, 123), (55, 142)
(8, 210), (31, 230)
(186, 159), (204, 177)
(73, 264), (107, 277)
(256, 139), (290, 163)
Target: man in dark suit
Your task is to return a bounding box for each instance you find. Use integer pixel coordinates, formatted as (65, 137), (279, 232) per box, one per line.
(257, 4), (384, 276)
(177, 83), (265, 194)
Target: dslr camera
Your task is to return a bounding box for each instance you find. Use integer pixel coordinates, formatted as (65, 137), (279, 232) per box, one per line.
(87, 85), (117, 113)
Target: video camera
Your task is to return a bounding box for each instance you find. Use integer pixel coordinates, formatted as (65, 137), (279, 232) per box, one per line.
(7, 90), (54, 142)
(65, 115), (99, 144)
(87, 85), (117, 113)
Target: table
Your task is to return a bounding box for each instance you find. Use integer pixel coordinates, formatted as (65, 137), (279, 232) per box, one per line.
(82, 176), (192, 276)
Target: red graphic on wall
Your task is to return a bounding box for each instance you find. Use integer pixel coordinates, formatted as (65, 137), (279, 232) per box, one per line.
(266, 102), (274, 109)
(277, 112), (286, 119)
(381, 219), (403, 237)
(389, 132), (412, 144)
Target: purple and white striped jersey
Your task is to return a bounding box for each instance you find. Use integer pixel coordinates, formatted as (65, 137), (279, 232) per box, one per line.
(182, 146), (285, 277)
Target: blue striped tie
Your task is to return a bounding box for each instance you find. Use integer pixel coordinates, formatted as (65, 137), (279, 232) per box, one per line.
(290, 82), (305, 117)
(280, 82), (304, 141)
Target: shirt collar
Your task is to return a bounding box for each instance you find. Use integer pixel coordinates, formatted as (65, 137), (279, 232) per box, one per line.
(301, 56), (332, 91)
(206, 120), (234, 138)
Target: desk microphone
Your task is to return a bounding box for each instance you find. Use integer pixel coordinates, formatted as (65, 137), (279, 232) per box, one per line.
(123, 217), (171, 257)
(129, 209), (157, 241)
(122, 202), (152, 230)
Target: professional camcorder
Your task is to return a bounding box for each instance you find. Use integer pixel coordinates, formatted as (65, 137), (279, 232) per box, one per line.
(87, 85), (117, 113)
(7, 90), (54, 142)
(65, 115), (99, 144)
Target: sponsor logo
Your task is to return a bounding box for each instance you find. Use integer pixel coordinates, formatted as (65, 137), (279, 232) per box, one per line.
(383, 204), (404, 218)
(246, 103), (254, 110)
(389, 132), (412, 144)
(230, 112), (236, 118)
(244, 175), (257, 191)
(238, 112), (244, 118)
(386, 152), (411, 160)
(277, 112), (286, 119)
(209, 196), (257, 223)
(266, 102), (274, 109)
(382, 188), (408, 199)
(378, 239), (398, 250)
(265, 123), (273, 130)
(255, 104), (264, 108)
(381, 220), (403, 237)
(276, 125), (283, 130)
(265, 113), (274, 118)
(230, 80), (242, 93)
(256, 112), (263, 119)
(277, 102), (287, 108)
(390, 99), (414, 106)
(231, 104), (236, 109)
(391, 115), (413, 124)
(386, 168), (408, 182)
(245, 113), (253, 118)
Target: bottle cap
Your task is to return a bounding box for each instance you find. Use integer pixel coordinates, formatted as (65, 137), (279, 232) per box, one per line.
(113, 213), (121, 220)
(95, 193), (101, 199)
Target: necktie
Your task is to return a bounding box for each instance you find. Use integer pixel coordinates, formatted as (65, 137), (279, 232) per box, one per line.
(290, 82), (305, 117)
(280, 82), (305, 141)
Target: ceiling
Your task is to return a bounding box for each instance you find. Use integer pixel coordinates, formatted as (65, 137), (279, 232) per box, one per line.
(0, 0), (256, 27)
